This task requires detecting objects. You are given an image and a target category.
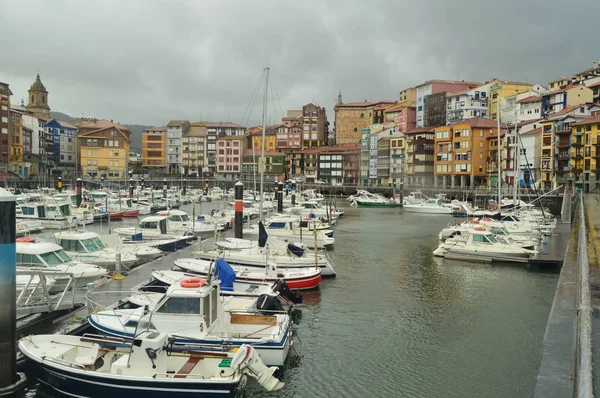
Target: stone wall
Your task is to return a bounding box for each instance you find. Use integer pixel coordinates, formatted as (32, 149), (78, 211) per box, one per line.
(335, 107), (374, 144)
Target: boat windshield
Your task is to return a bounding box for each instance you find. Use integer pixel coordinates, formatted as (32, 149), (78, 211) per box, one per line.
(484, 234), (498, 244)
(156, 297), (200, 314)
(490, 227), (507, 235)
(140, 221), (158, 229)
(180, 214), (189, 222)
(81, 237), (105, 252)
(40, 249), (73, 265)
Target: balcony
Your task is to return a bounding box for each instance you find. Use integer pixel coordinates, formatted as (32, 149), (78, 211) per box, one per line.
(572, 141), (583, 147)
(557, 141), (571, 148)
(556, 129), (570, 135)
(572, 154), (583, 160)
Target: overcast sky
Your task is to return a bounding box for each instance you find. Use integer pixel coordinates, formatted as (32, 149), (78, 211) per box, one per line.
(1, 0), (598, 127)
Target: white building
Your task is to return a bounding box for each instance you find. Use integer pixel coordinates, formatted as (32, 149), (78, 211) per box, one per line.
(446, 83), (494, 125)
(503, 119), (543, 187)
(166, 120), (190, 175)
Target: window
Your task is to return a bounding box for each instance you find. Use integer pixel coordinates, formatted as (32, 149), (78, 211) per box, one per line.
(586, 125), (592, 131)
(156, 298), (200, 314)
(360, 113), (364, 118)
(353, 128), (358, 132)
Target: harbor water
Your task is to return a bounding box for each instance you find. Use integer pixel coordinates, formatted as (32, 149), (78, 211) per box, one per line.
(19, 200), (558, 398)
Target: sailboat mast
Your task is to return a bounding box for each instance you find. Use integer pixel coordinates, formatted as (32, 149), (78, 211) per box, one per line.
(513, 107), (520, 205)
(497, 94), (501, 205)
(258, 67), (270, 222)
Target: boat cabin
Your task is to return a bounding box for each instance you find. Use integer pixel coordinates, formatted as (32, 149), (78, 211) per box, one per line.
(470, 231), (499, 244)
(16, 241), (74, 266)
(138, 216), (169, 234)
(157, 209), (191, 223)
(17, 203), (71, 219)
(151, 281), (221, 332)
(56, 231), (106, 253)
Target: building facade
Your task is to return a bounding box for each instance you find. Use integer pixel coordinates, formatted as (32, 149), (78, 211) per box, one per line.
(404, 127), (435, 186)
(446, 83), (494, 125)
(301, 103), (328, 147)
(0, 82), (12, 178)
(142, 126), (166, 173)
(166, 120), (190, 175)
(415, 80), (481, 127)
(488, 80), (533, 121)
(183, 125), (206, 177)
(78, 119), (131, 180)
(216, 135), (244, 180)
(241, 149), (285, 183)
(398, 87), (416, 106)
(571, 115), (600, 192)
(383, 104), (416, 132)
(44, 119), (78, 179)
(334, 100), (397, 145)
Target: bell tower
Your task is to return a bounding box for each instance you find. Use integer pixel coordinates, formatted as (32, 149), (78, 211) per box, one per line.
(26, 73), (50, 118)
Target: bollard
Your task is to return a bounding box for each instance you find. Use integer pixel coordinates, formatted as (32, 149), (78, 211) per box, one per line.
(129, 178), (134, 198)
(0, 188), (26, 395)
(57, 176), (63, 193)
(234, 181), (243, 239)
(86, 282), (95, 314)
(277, 181), (284, 213)
(76, 177), (83, 207)
(285, 182), (289, 197)
(291, 181), (296, 206)
(115, 253), (122, 275)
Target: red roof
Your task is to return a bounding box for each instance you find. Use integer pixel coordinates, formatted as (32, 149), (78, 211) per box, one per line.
(404, 126), (435, 135)
(555, 104), (586, 115)
(448, 117), (507, 129)
(517, 118), (543, 127)
(572, 115), (600, 126)
(517, 95), (541, 103)
(522, 127), (542, 136)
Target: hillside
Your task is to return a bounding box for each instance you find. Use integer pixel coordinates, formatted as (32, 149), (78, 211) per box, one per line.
(49, 111), (149, 152)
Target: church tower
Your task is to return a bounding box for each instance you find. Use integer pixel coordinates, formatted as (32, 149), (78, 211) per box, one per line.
(26, 73), (50, 118)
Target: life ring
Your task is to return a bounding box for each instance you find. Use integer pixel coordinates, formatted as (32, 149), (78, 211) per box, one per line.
(16, 237), (36, 243)
(469, 220), (479, 224)
(180, 278), (207, 288)
(474, 227), (485, 231)
(488, 203), (500, 212)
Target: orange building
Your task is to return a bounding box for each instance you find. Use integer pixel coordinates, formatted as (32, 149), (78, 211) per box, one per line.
(434, 117), (506, 188)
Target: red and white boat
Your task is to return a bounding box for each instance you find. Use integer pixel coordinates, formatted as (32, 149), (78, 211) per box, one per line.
(173, 258), (322, 290)
(120, 209), (140, 217)
(109, 212), (123, 221)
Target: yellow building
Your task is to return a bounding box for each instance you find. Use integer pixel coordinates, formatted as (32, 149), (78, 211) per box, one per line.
(77, 119), (131, 179)
(398, 87), (416, 106)
(389, 133), (406, 185)
(248, 126), (277, 151)
(548, 77), (570, 92)
(489, 80), (533, 121)
(142, 126), (166, 169)
(572, 115), (600, 192)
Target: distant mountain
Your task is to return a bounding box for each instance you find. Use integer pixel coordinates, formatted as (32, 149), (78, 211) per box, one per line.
(49, 111), (150, 152)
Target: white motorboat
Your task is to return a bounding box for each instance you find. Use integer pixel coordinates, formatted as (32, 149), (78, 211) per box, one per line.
(100, 233), (165, 262)
(16, 239), (108, 292)
(112, 216), (195, 251)
(174, 257), (323, 290)
(285, 200), (343, 223)
(404, 198), (453, 214)
(88, 279), (293, 366)
(17, 201), (76, 229)
(243, 217), (334, 249)
(194, 236), (336, 277)
(157, 209), (224, 239)
(439, 223), (539, 250)
(19, 332), (283, 397)
(54, 230), (140, 270)
(433, 229), (536, 262)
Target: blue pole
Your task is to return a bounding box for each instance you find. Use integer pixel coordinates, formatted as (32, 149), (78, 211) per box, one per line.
(0, 188), (26, 394)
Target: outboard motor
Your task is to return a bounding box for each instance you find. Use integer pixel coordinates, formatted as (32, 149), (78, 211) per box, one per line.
(273, 279), (303, 304)
(256, 294), (284, 314)
(231, 344), (284, 391)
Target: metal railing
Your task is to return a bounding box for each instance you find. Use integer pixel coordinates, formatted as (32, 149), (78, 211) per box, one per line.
(576, 192), (593, 398)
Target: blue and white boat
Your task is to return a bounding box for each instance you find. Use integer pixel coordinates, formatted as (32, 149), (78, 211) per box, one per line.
(87, 277), (293, 366)
(18, 332), (284, 397)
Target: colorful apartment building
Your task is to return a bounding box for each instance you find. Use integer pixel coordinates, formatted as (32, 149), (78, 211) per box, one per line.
(383, 104), (416, 131)
(389, 132), (406, 187)
(415, 80), (481, 127)
(446, 83), (495, 125)
(434, 117), (505, 188)
(571, 115), (600, 192)
(241, 149), (286, 182)
(0, 82), (12, 177)
(78, 119), (131, 180)
(183, 124), (206, 176)
(142, 126), (166, 172)
(488, 80), (533, 121)
(216, 135), (244, 180)
(248, 126), (277, 152)
(45, 119), (78, 179)
(166, 120), (190, 175)
(404, 127), (435, 186)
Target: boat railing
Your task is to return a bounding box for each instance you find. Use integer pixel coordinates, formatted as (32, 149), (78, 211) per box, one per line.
(41, 356), (87, 370)
(16, 271), (77, 318)
(152, 373), (208, 379)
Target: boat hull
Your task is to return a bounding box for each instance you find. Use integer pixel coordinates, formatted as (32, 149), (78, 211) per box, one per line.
(355, 201), (397, 208)
(29, 361), (242, 398)
(404, 205), (453, 214)
(121, 209), (140, 217)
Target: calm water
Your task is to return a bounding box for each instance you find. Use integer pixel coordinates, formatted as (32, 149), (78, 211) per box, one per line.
(19, 200), (558, 398)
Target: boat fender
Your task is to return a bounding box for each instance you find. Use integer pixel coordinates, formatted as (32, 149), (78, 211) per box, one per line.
(180, 278), (207, 288)
(488, 203), (500, 212)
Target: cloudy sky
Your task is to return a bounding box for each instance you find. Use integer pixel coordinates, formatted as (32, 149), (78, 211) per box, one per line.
(1, 0), (598, 127)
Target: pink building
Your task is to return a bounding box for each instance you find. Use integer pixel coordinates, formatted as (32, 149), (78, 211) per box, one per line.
(216, 135), (245, 180)
(275, 124), (302, 150)
(384, 104), (416, 132)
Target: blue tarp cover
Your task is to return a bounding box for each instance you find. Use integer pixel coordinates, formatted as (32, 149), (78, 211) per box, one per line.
(215, 258), (236, 291)
(258, 221), (268, 248)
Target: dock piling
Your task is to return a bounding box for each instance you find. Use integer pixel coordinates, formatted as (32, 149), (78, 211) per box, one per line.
(76, 177), (82, 207)
(0, 188), (26, 396)
(277, 181), (283, 213)
(234, 181), (243, 239)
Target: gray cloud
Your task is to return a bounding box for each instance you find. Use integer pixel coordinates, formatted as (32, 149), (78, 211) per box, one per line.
(1, 0), (598, 127)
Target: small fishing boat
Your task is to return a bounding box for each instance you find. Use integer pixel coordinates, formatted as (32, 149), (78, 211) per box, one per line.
(88, 277), (293, 366)
(18, 332), (284, 398)
(404, 198), (453, 214)
(174, 257), (322, 291)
